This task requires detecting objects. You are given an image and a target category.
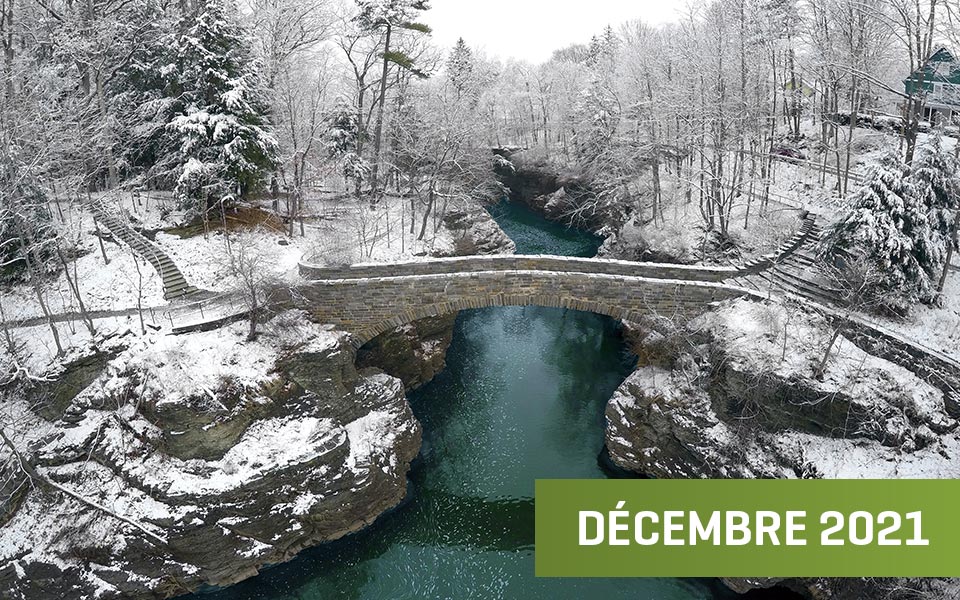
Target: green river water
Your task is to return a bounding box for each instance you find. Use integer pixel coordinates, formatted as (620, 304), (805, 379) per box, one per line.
(196, 201), (736, 600)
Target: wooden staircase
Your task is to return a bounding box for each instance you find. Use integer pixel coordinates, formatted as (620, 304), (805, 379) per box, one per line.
(84, 197), (202, 301)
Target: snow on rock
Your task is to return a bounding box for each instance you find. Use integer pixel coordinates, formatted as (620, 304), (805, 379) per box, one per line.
(0, 311), (421, 600)
(606, 298), (960, 480)
(704, 299), (952, 440)
(88, 313), (338, 409)
(879, 268), (960, 363)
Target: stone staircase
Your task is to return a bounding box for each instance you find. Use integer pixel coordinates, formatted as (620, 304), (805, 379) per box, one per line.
(731, 216), (846, 306)
(84, 197), (202, 301)
(727, 213), (960, 413)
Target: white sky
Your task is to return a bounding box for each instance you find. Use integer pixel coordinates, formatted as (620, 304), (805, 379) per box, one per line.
(422, 0), (687, 64)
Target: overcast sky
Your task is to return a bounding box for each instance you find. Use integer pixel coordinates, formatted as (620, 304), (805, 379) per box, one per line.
(422, 0), (687, 64)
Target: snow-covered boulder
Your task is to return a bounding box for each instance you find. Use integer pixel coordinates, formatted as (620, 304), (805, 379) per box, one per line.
(0, 311), (421, 600)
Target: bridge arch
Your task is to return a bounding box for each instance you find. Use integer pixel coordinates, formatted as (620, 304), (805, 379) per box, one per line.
(350, 294), (655, 348)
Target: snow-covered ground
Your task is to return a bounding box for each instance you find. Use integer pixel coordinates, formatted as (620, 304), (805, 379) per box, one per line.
(3, 127), (958, 378)
(705, 299), (949, 429)
(6, 317), (139, 382)
(879, 265), (960, 363)
(3, 191), (457, 318)
(1, 190), (460, 373)
(707, 299), (959, 478)
(0, 199), (167, 322)
(616, 178), (805, 264)
(747, 128), (960, 363)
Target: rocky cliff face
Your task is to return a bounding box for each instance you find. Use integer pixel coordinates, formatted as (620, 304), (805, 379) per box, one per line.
(607, 300), (959, 480)
(440, 206), (517, 257)
(356, 314), (458, 391)
(606, 300), (960, 599)
(492, 151), (693, 265)
(0, 313), (420, 600)
(493, 151), (627, 234)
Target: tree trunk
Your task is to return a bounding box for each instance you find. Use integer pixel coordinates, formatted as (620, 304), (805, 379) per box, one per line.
(56, 247), (95, 337)
(369, 22), (393, 199)
(843, 87), (858, 197)
(19, 232), (63, 356)
(96, 72), (118, 189)
(2, 0), (14, 101)
(133, 256), (146, 335)
(938, 228), (956, 294)
(418, 185), (434, 241)
(814, 326), (843, 381)
(247, 291), (258, 341)
(0, 300), (14, 353)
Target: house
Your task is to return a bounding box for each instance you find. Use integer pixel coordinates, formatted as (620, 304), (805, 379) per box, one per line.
(904, 47), (960, 124)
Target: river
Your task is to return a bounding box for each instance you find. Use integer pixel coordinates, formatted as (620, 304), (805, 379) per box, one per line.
(196, 200), (734, 600)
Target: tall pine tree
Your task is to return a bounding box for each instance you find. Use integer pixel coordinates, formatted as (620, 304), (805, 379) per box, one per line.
(355, 0), (431, 196)
(447, 38), (474, 100)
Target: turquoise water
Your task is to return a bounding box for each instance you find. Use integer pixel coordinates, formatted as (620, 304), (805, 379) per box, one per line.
(193, 201), (733, 600)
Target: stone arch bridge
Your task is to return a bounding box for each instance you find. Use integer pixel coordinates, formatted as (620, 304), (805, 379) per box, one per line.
(295, 215), (823, 347)
(295, 251), (960, 413)
(297, 255), (765, 348)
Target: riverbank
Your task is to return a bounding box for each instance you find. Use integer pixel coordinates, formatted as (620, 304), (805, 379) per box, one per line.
(0, 198), (515, 599)
(496, 170), (960, 600)
(494, 149), (804, 266)
(186, 197), (735, 600)
(4, 181), (957, 599)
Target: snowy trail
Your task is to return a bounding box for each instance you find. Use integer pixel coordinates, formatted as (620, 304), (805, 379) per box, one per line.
(4, 307), (146, 328)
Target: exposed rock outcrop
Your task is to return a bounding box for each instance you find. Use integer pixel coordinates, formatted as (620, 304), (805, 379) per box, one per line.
(608, 300), (960, 480)
(607, 299), (960, 599)
(440, 206), (517, 257)
(356, 314), (458, 391)
(493, 151), (627, 234)
(0, 313), (420, 600)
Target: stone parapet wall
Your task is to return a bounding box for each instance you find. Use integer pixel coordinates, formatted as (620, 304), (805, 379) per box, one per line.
(299, 255), (739, 283)
(298, 214), (818, 285)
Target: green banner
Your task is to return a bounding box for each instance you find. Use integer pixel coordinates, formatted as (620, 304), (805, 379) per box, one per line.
(535, 479), (960, 578)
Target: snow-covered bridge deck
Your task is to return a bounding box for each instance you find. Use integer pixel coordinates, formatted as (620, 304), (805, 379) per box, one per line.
(297, 255), (762, 347)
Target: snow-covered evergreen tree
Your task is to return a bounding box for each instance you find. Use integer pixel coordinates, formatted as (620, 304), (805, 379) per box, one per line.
(324, 98), (367, 189)
(822, 152), (944, 307)
(112, 9), (180, 187)
(910, 134), (960, 293)
(447, 38), (474, 100)
(587, 26), (619, 67)
(355, 0), (430, 30)
(165, 0), (277, 214)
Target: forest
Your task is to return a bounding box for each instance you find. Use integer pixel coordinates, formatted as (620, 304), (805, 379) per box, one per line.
(2, 0), (960, 325)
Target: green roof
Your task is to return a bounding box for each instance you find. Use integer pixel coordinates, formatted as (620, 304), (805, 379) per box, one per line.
(904, 47), (960, 94)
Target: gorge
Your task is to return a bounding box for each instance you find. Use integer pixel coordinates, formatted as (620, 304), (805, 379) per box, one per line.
(189, 199), (736, 599)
